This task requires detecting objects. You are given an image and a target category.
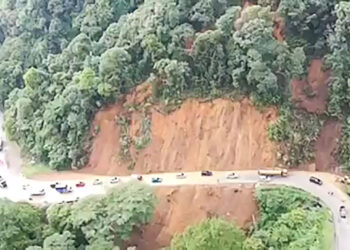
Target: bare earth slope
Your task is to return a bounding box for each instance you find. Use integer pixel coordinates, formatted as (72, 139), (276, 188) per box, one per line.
(128, 184), (257, 250)
(84, 91), (277, 175)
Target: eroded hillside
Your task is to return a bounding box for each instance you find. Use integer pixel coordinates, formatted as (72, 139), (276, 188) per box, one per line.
(84, 84), (277, 175)
(128, 184), (257, 250)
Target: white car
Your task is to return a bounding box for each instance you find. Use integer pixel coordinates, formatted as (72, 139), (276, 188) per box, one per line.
(93, 179), (103, 185)
(110, 177), (120, 184)
(30, 189), (45, 196)
(226, 173), (238, 179)
(176, 173), (186, 179)
(259, 175), (271, 182)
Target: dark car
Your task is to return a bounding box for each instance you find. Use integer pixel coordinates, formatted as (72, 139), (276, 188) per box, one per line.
(340, 206), (347, 219)
(201, 171), (213, 176)
(152, 177), (162, 183)
(0, 139), (3, 151)
(309, 176), (323, 185)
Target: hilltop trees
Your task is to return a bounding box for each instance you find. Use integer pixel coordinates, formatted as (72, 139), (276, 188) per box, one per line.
(0, 0), (348, 170)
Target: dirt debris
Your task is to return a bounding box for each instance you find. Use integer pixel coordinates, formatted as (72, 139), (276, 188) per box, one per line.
(128, 185), (258, 250)
(83, 89), (278, 175)
(291, 59), (331, 114)
(315, 120), (342, 172)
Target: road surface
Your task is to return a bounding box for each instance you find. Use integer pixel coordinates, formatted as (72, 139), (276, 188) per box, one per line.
(0, 114), (349, 250)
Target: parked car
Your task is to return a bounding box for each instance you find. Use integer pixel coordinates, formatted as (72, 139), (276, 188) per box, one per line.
(22, 184), (30, 190)
(30, 189), (45, 196)
(93, 179), (103, 185)
(201, 171), (213, 176)
(340, 206), (347, 219)
(309, 176), (323, 185)
(75, 181), (85, 188)
(176, 173), (186, 179)
(131, 174), (143, 181)
(226, 173), (238, 179)
(259, 175), (271, 182)
(152, 177), (162, 183)
(0, 176), (7, 188)
(110, 177), (120, 184)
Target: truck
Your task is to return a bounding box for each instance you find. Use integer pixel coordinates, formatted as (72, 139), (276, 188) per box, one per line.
(258, 168), (288, 177)
(55, 184), (72, 194)
(0, 176), (7, 188)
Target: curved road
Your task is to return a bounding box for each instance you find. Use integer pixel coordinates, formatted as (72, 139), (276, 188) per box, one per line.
(0, 116), (349, 250)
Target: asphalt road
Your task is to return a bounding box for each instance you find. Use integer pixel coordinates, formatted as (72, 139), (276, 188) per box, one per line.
(0, 114), (349, 250)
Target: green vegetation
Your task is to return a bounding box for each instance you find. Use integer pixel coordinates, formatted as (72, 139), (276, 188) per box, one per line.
(0, 0), (348, 170)
(0, 182), (156, 250)
(251, 186), (333, 250)
(170, 186), (333, 250)
(0, 199), (45, 250)
(268, 106), (323, 166)
(171, 217), (245, 250)
(0, 0), (311, 170)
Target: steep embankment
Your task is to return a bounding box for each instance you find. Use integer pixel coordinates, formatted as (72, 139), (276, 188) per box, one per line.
(291, 59), (341, 172)
(128, 184), (257, 250)
(83, 84), (277, 175)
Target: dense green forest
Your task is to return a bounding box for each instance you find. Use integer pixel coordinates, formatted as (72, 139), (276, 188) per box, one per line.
(1, 0), (350, 170)
(0, 185), (331, 250)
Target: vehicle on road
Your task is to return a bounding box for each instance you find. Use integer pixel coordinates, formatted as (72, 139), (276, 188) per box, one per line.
(226, 172), (238, 179)
(30, 189), (45, 196)
(152, 177), (162, 183)
(258, 168), (288, 177)
(50, 182), (60, 189)
(340, 176), (350, 185)
(0, 176), (7, 188)
(93, 179), (103, 185)
(309, 176), (323, 185)
(201, 171), (213, 176)
(131, 174), (143, 181)
(259, 175), (271, 182)
(55, 184), (73, 194)
(176, 173), (186, 179)
(340, 206), (347, 219)
(75, 181), (85, 187)
(0, 138), (3, 151)
(110, 177), (120, 184)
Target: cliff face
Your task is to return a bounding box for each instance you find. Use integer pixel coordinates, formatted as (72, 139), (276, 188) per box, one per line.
(84, 84), (278, 175)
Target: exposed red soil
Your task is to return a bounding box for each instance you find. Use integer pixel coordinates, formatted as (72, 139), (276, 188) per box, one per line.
(291, 59), (331, 114)
(273, 14), (285, 42)
(315, 120), (342, 172)
(83, 84), (278, 176)
(243, 0), (256, 10)
(128, 184), (258, 250)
